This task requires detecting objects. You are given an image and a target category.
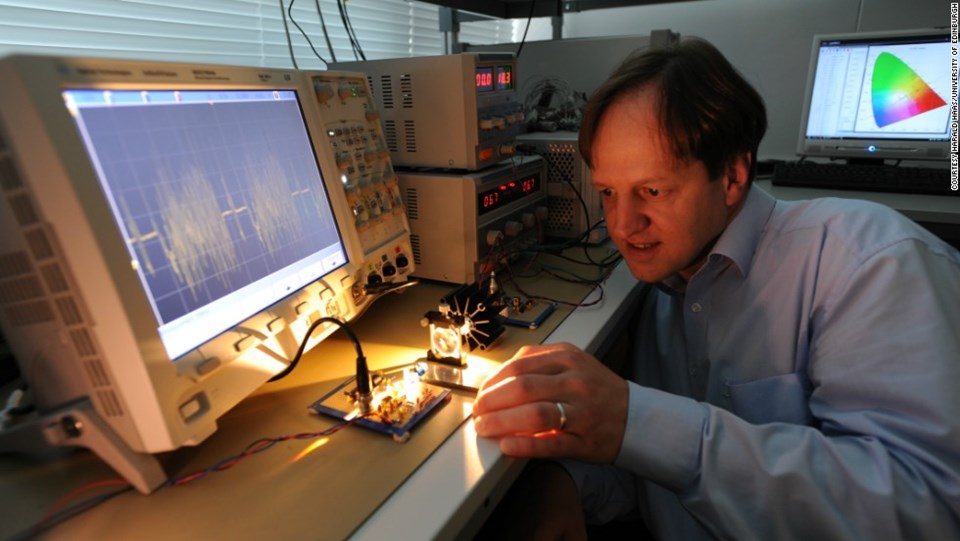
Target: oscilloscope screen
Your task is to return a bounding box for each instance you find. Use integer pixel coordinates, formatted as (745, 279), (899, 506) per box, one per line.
(63, 88), (348, 360)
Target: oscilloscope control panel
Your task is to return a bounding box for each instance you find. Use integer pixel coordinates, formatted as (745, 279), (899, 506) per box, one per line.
(0, 55), (417, 432)
(307, 73), (414, 304)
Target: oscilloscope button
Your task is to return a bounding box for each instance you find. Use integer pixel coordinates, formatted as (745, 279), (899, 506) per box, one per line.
(233, 336), (256, 353)
(196, 357), (220, 376)
(267, 317), (286, 332)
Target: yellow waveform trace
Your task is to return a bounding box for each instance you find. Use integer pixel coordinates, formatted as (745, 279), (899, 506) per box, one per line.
(246, 155), (310, 260)
(156, 165), (241, 301)
(117, 155), (324, 303)
(121, 193), (161, 276)
(220, 172), (250, 242)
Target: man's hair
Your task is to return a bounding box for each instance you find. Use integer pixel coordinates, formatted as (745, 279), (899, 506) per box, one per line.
(579, 37), (767, 183)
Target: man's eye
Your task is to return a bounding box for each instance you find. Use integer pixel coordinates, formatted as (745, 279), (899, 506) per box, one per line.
(645, 187), (662, 197)
(599, 187), (613, 197)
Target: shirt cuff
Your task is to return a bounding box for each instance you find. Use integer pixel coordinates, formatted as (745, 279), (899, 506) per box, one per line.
(615, 381), (707, 491)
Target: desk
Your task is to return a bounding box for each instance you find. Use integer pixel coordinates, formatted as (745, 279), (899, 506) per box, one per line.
(0, 257), (644, 540)
(353, 260), (642, 540)
(755, 179), (960, 225)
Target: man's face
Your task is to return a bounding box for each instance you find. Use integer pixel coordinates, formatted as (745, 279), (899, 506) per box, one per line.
(590, 89), (748, 283)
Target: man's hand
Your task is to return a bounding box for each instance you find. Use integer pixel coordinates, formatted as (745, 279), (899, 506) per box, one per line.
(472, 342), (628, 463)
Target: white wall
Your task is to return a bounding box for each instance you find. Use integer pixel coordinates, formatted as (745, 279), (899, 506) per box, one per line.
(558, 0), (950, 160)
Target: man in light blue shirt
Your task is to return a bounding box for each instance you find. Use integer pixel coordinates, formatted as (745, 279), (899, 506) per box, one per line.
(473, 37), (960, 539)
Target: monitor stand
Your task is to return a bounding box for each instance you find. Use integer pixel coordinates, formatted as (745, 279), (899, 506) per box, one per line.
(0, 398), (166, 494)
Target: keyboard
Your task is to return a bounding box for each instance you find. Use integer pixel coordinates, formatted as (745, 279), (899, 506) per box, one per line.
(771, 162), (957, 196)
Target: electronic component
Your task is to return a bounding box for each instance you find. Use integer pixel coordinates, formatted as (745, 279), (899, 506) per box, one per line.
(0, 55), (413, 492)
(502, 300), (556, 331)
(332, 53), (523, 170)
(309, 365), (450, 443)
(399, 156), (547, 284)
(416, 281), (505, 392)
(516, 131), (606, 242)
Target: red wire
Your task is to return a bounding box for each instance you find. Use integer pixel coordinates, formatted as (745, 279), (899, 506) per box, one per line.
(39, 478), (131, 526)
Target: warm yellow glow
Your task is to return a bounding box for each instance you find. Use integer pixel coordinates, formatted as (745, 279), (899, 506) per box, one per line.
(291, 437), (330, 463)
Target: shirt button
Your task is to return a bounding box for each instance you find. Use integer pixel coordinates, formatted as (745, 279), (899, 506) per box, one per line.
(691, 302), (702, 313)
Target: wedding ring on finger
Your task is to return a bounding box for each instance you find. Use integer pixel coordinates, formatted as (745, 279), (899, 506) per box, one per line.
(555, 401), (567, 431)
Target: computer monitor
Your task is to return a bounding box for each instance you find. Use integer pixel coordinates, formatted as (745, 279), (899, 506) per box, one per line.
(796, 28), (951, 163)
(0, 55), (414, 492)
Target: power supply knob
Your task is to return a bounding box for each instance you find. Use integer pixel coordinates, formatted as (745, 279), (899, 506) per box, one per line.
(504, 221), (523, 237)
(521, 212), (536, 228)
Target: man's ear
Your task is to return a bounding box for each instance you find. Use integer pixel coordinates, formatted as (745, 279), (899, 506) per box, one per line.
(723, 152), (751, 209)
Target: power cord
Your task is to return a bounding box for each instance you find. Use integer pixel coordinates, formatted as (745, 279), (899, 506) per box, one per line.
(268, 316), (366, 386)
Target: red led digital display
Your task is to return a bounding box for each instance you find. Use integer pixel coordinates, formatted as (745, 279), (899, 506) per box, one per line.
(478, 173), (540, 215)
(496, 66), (513, 90)
(476, 67), (494, 92)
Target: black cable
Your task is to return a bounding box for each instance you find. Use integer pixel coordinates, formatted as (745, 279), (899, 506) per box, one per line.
(278, 0), (299, 69)
(341, 0), (366, 60)
(268, 317), (365, 383)
(335, 0), (358, 61)
(519, 145), (608, 266)
(501, 252), (606, 309)
(336, 0), (366, 61)
(315, 0), (337, 62)
(515, 0), (537, 59)
(288, 0), (330, 66)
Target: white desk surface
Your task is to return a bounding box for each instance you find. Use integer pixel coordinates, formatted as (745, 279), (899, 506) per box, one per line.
(755, 179), (960, 225)
(351, 260), (643, 540)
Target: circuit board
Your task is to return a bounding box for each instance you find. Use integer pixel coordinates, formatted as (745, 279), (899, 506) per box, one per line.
(308, 366), (451, 442)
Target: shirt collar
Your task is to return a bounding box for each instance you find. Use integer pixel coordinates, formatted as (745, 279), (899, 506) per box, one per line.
(658, 187), (776, 294)
(711, 186), (776, 277)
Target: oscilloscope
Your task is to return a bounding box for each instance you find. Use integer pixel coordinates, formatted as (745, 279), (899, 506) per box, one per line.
(0, 55), (414, 492)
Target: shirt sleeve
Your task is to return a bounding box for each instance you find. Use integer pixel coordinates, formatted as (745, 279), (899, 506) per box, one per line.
(557, 459), (641, 525)
(615, 238), (960, 539)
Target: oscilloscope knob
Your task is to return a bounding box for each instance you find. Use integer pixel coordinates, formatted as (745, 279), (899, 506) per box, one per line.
(338, 84), (358, 100)
(315, 84), (335, 104)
